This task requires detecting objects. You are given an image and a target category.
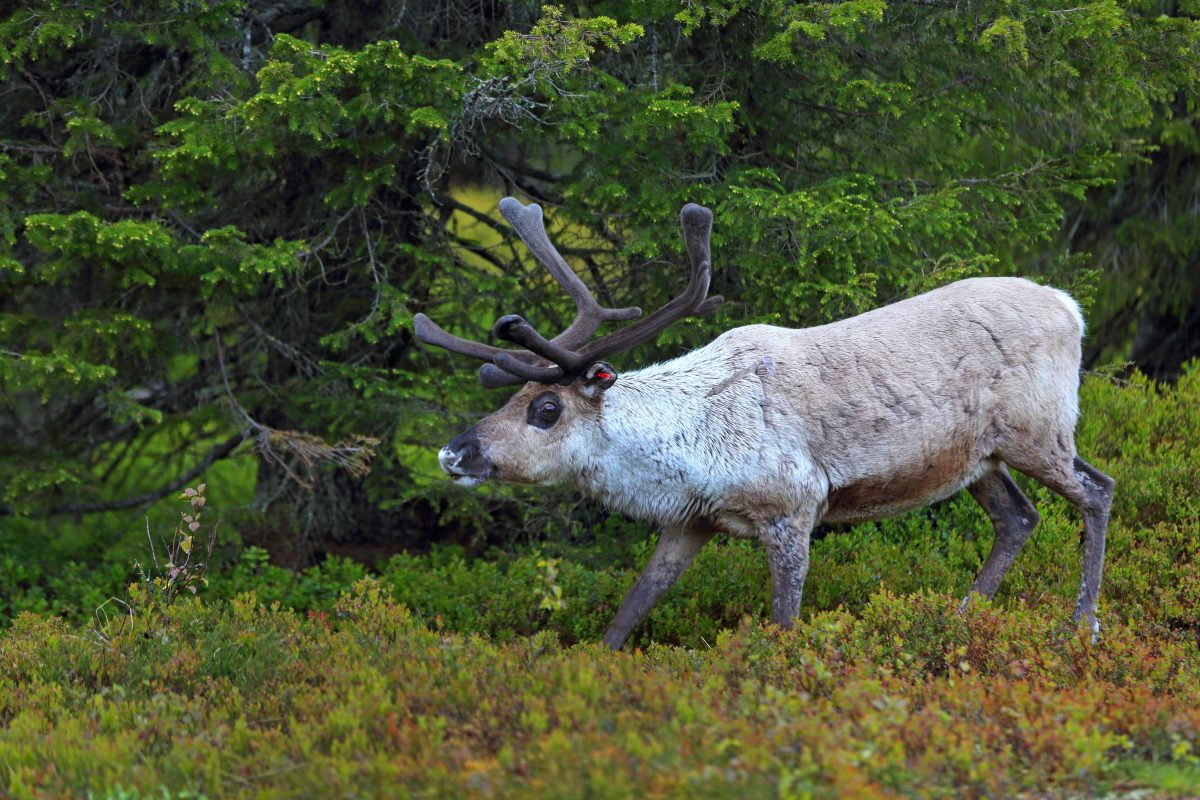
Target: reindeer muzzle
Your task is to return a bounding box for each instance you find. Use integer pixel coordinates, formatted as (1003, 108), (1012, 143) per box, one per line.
(438, 425), (493, 487)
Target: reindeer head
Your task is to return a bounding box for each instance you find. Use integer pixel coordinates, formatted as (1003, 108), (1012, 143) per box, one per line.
(414, 197), (721, 487)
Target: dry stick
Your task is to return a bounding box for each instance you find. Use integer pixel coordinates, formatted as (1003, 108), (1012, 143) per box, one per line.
(213, 330), (306, 487)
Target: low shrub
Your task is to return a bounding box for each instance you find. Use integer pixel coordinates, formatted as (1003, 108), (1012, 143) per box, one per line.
(3, 582), (1200, 798)
(3, 368), (1200, 796)
(6, 368), (1200, 646)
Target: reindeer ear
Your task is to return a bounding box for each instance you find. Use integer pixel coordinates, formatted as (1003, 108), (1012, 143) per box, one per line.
(579, 361), (618, 398)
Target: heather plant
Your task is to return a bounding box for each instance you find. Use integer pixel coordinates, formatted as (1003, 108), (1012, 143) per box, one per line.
(2, 0), (1197, 565)
(3, 580), (1200, 798)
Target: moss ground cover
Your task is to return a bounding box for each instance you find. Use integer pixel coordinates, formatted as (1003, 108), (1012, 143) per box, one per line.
(2, 366), (1199, 798)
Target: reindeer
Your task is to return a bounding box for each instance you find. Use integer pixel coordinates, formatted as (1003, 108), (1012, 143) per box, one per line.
(414, 198), (1114, 650)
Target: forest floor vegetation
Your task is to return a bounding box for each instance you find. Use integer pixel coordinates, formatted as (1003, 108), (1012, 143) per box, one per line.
(2, 367), (1199, 798)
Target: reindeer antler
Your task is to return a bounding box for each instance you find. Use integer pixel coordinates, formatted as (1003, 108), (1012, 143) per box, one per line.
(413, 198), (723, 387)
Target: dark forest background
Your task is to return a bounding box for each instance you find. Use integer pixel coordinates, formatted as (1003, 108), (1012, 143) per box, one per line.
(1, 0), (1197, 597)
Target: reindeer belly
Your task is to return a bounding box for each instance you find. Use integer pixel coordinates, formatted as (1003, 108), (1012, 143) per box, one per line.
(820, 445), (991, 524)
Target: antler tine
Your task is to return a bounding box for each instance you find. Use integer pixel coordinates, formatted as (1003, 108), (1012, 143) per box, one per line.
(680, 203), (713, 280)
(477, 363), (530, 388)
(413, 313), (513, 362)
(416, 312), (550, 387)
(476, 313), (592, 387)
(416, 200), (723, 388)
(498, 198), (642, 349)
(492, 352), (565, 384)
(493, 315), (588, 371)
(574, 203), (724, 364)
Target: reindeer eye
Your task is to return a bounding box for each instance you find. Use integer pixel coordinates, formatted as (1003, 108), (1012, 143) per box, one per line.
(526, 391), (562, 430)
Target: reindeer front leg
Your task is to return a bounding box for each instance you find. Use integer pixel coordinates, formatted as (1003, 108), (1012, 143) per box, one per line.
(602, 520), (715, 650)
(759, 510), (816, 628)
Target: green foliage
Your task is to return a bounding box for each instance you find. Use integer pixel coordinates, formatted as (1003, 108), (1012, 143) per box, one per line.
(6, 367), (1200, 653)
(0, 367), (1198, 796)
(1, 0), (1197, 560)
(0, 3), (1198, 794)
(4, 580), (1200, 797)
(487, 5), (644, 75)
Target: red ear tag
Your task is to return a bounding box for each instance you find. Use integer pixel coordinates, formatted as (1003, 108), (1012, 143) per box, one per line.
(595, 371), (612, 381)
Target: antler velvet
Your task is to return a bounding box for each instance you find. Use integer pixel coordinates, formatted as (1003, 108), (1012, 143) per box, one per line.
(413, 198), (723, 386)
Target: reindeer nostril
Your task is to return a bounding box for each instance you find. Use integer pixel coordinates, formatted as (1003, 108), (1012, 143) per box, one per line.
(438, 445), (469, 473)
(440, 426), (487, 479)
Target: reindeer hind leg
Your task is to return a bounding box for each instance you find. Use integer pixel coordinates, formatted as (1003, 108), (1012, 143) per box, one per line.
(998, 430), (1114, 637)
(965, 464), (1040, 603)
